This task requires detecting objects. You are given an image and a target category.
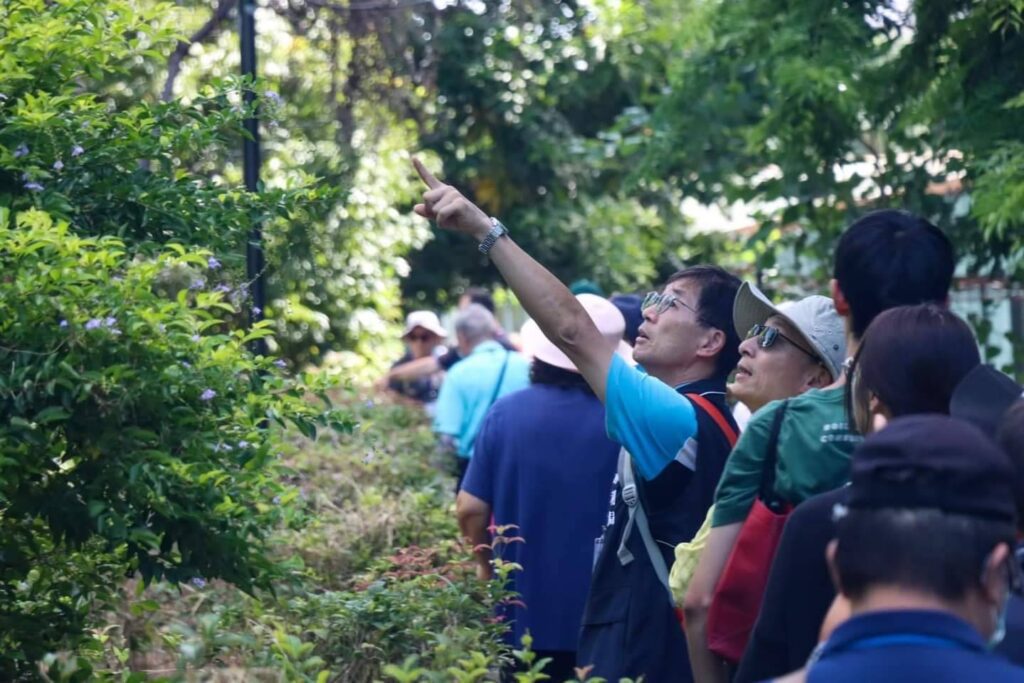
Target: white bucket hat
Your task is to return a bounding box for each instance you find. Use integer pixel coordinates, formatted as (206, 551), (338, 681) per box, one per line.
(732, 282), (846, 380)
(402, 310), (447, 339)
(520, 294), (633, 372)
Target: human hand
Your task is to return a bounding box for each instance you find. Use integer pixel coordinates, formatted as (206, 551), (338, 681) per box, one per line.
(412, 158), (492, 241)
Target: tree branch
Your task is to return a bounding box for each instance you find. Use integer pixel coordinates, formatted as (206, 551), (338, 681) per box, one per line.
(162, 0), (239, 102)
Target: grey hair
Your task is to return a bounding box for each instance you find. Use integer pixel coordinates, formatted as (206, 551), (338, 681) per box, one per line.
(454, 303), (497, 346)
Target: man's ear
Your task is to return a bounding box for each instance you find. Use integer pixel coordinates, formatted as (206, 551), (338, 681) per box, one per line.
(696, 327), (727, 361)
(981, 542), (1012, 605)
(826, 539), (844, 594)
(806, 363), (832, 389)
(830, 279), (850, 317)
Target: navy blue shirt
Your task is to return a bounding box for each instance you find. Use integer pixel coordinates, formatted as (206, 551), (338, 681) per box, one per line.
(803, 610), (1024, 682)
(461, 383), (619, 652)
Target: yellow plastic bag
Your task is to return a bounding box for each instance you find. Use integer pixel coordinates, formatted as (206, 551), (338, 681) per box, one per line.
(669, 504), (715, 606)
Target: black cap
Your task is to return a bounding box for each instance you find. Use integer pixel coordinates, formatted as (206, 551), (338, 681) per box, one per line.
(848, 414), (1017, 524)
(950, 364), (1023, 437)
(611, 294), (643, 346)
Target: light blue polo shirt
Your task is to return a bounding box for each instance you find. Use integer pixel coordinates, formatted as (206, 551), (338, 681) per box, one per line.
(432, 340), (531, 458)
(604, 354), (700, 480)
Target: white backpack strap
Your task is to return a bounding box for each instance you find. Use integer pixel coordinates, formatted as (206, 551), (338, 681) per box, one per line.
(616, 448), (674, 604)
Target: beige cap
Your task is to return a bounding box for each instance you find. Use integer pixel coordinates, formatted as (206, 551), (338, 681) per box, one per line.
(520, 294), (633, 372)
(402, 310), (447, 339)
(733, 282), (846, 380)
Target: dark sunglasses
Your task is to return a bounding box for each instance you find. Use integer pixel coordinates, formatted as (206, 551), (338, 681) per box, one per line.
(406, 333), (434, 342)
(747, 323), (820, 362)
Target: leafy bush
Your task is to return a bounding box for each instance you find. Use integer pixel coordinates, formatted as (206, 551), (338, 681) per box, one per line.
(0, 210), (348, 677)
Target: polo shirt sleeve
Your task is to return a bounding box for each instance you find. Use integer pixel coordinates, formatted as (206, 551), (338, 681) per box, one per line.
(433, 366), (465, 439)
(604, 354), (698, 481)
(711, 401), (776, 527)
(462, 407), (498, 505)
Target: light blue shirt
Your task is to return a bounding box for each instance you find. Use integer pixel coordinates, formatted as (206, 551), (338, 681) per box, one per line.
(604, 354), (699, 480)
(433, 340), (531, 458)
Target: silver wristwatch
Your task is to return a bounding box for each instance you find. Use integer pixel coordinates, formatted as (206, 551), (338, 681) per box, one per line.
(478, 217), (509, 256)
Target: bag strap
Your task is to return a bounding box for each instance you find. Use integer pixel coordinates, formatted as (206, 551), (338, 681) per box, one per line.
(616, 448), (675, 605)
(758, 399), (790, 508)
(615, 394), (737, 605)
(686, 393), (739, 448)
(484, 351), (511, 411)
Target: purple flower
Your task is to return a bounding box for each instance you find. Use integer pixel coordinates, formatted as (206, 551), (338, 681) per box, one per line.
(52, 159), (64, 171)
(273, 359), (287, 368)
(181, 361), (191, 369)
(191, 334), (201, 343)
(238, 440), (250, 448)
(24, 181), (44, 192)
(363, 451), (374, 464)
(214, 283), (231, 294)
(272, 495), (281, 505)
(207, 256), (221, 270)
(200, 389), (216, 401)
(364, 399), (375, 409)
(158, 324), (166, 333)
(103, 316), (117, 327)
(59, 319), (68, 329)
(85, 318), (102, 330)
(251, 306), (262, 317)
(189, 278), (206, 291)
(263, 90), (283, 106)
(71, 144), (84, 157)
(14, 143), (28, 158)
(191, 577), (206, 589)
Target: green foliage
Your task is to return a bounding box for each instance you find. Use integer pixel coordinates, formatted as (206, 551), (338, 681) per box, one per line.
(0, 210), (348, 675)
(0, 0), (334, 260)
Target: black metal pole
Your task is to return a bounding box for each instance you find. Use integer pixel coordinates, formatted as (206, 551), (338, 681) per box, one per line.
(241, 0), (268, 356)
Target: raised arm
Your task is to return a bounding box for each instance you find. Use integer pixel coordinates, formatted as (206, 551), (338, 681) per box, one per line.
(412, 158), (615, 400)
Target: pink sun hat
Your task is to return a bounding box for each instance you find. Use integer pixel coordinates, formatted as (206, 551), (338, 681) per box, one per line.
(520, 293), (634, 372)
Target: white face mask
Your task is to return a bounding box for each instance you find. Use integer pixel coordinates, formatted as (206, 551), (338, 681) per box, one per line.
(988, 591), (1010, 650)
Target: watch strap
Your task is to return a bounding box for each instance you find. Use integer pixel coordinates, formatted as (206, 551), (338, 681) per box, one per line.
(478, 217), (508, 255)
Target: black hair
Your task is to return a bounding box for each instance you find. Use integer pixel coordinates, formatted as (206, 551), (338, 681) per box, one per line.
(998, 400), (1024, 528)
(835, 507), (1014, 602)
(463, 286), (495, 313)
(529, 358), (594, 394)
(665, 265), (742, 379)
(834, 210), (955, 338)
(846, 304), (979, 434)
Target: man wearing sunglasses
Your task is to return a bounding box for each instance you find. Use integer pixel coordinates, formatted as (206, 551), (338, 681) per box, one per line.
(386, 310), (449, 410)
(412, 159), (741, 682)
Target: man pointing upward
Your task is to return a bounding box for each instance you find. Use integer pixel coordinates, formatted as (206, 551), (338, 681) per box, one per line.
(413, 159), (741, 682)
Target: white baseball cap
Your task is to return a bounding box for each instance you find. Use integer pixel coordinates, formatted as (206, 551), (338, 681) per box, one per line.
(732, 282), (846, 380)
(520, 294), (633, 372)
(402, 310), (447, 339)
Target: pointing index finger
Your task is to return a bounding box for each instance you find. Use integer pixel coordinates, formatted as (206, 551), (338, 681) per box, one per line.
(412, 157), (442, 189)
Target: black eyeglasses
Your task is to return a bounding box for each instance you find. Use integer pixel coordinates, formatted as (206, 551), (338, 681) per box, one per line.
(747, 323), (820, 362)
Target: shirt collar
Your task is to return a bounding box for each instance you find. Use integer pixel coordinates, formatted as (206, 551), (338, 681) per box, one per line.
(820, 609), (986, 659)
(469, 339), (504, 356)
(673, 376), (728, 396)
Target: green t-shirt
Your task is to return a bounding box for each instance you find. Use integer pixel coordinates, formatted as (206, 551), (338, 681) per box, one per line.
(711, 386), (861, 527)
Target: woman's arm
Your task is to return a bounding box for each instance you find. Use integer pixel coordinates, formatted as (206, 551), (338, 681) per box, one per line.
(683, 522), (743, 683)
